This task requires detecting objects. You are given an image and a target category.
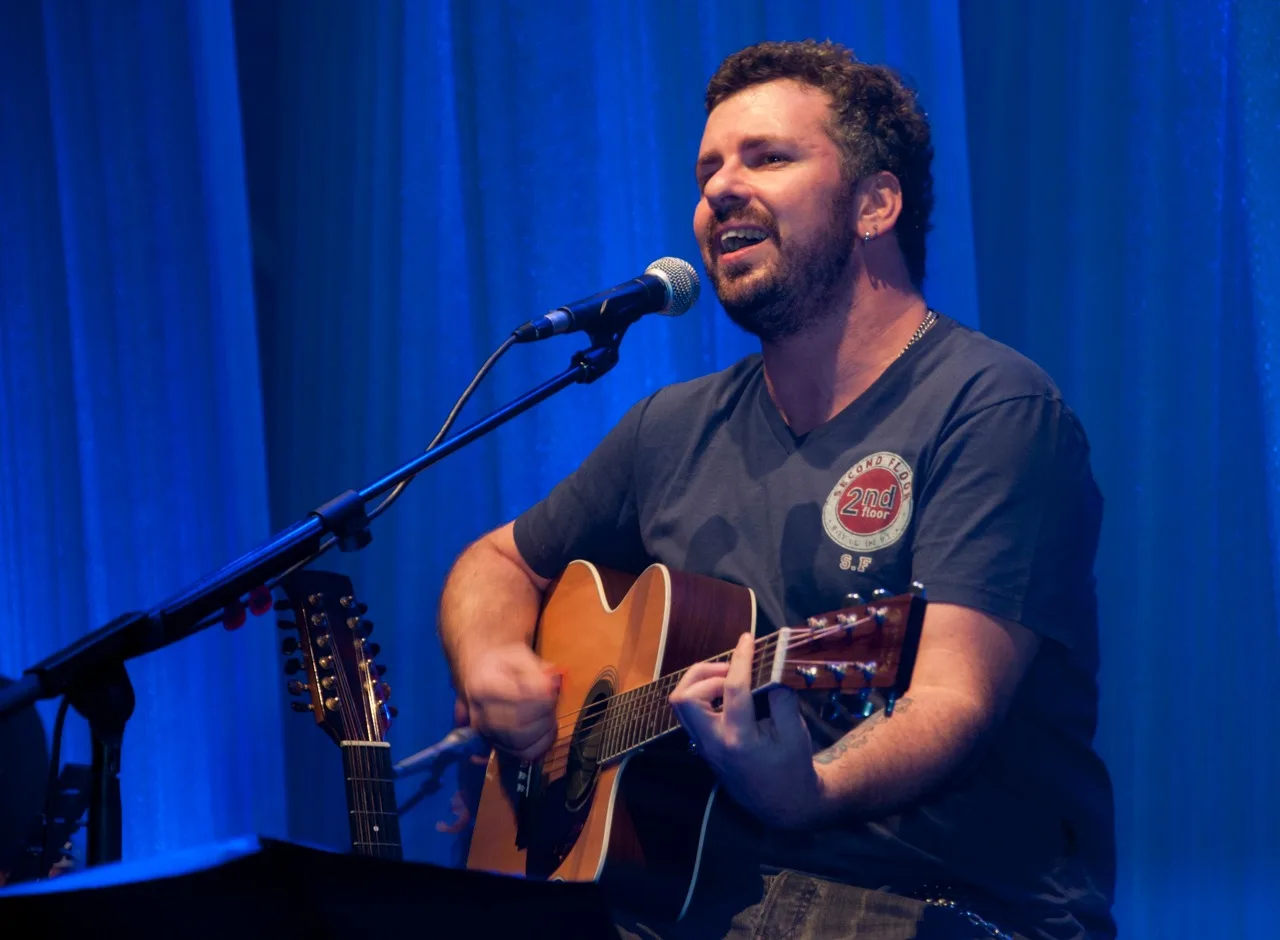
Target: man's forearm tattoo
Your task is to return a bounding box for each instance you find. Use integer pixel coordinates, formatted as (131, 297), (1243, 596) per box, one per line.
(813, 696), (914, 765)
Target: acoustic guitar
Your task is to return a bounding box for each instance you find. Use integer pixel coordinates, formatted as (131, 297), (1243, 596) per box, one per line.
(466, 560), (926, 919)
(279, 569), (402, 861)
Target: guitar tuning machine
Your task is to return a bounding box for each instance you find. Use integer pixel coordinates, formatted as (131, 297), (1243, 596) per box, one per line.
(806, 616), (829, 628)
(844, 593), (865, 607)
(339, 595), (370, 615)
(291, 701), (313, 713)
(885, 694), (898, 717)
(820, 689), (844, 721)
(858, 689), (874, 718)
(323, 696), (340, 712)
(286, 679), (307, 696)
(825, 663), (846, 682)
(795, 665), (818, 687)
(910, 581), (927, 598)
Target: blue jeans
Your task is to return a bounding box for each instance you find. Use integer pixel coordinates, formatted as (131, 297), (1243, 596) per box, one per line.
(615, 870), (1027, 940)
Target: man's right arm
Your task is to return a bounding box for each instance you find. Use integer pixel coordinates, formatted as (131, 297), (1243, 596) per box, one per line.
(438, 521), (562, 760)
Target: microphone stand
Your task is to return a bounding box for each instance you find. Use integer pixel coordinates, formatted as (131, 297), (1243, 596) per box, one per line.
(0, 327), (630, 866)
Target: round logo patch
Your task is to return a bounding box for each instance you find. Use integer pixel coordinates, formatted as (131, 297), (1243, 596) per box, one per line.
(822, 451), (914, 552)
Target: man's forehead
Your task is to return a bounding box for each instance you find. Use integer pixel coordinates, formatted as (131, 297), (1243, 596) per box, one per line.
(699, 79), (833, 150)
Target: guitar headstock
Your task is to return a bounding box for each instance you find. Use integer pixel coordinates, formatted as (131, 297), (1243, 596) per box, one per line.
(772, 587), (925, 701)
(278, 570), (394, 745)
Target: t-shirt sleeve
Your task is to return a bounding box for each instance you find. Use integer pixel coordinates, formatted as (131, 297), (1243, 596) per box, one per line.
(512, 396), (653, 581)
(909, 394), (1102, 648)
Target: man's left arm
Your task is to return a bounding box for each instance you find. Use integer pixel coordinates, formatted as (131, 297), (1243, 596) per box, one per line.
(807, 602), (1038, 823)
(669, 603), (1038, 829)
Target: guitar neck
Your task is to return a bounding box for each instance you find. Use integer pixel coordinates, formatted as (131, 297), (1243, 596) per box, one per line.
(598, 631), (789, 763)
(340, 741), (403, 861)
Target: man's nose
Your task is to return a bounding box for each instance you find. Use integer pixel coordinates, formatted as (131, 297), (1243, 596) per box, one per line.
(703, 163), (750, 217)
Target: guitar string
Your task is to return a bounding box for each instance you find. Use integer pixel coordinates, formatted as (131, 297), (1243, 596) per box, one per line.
(535, 633), (780, 778)
(539, 619), (850, 771)
(542, 630), (786, 734)
(330, 628), (371, 853)
(541, 613), (885, 774)
(537, 639), (782, 776)
(539, 612), (875, 742)
(538, 616), (881, 775)
(332, 618), (381, 854)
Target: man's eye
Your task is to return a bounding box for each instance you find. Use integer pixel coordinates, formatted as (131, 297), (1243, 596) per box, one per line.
(763, 154), (789, 165)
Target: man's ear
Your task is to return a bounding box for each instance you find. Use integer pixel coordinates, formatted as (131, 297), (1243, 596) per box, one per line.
(856, 171), (904, 239)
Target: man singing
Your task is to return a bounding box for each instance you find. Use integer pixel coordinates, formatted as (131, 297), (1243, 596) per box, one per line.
(440, 40), (1115, 940)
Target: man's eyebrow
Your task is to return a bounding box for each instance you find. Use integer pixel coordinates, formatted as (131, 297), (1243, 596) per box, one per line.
(696, 135), (793, 173)
(695, 152), (721, 173)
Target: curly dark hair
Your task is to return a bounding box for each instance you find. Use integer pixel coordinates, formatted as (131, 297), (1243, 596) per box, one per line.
(706, 40), (934, 288)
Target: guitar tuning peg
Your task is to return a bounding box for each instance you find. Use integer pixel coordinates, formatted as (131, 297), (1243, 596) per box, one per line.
(273, 599), (292, 612)
(365, 642), (381, 658)
(844, 592), (865, 607)
(858, 688), (874, 719)
(359, 619), (374, 637)
(871, 588), (890, 600)
(820, 689), (842, 721)
(357, 602), (368, 616)
(885, 694), (898, 717)
(286, 679), (307, 696)
(291, 701), (313, 713)
(281, 637), (298, 655)
(910, 581), (927, 598)
(276, 619), (295, 631)
(375, 681), (392, 703)
(374, 663), (387, 677)
(387, 705), (399, 719)
(283, 657), (303, 675)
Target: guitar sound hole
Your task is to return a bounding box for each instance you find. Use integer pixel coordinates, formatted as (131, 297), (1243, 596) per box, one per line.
(564, 677), (614, 812)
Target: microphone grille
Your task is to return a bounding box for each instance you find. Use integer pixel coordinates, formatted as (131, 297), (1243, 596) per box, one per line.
(646, 257), (701, 316)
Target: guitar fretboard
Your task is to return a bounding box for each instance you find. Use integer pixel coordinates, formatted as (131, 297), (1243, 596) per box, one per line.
(596, 632), (786, 763)
(340, 741), (403, 861)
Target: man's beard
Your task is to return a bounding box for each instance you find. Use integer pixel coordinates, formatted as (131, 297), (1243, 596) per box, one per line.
(705, 189), (858, 344)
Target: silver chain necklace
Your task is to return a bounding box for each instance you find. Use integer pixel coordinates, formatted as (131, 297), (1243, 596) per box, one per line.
(899, 308), (938, 358)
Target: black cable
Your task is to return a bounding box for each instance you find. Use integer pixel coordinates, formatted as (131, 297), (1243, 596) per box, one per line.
(181, 332), (522, 633)
(38, 696), (71, 879)
(367, 332), (517, 522)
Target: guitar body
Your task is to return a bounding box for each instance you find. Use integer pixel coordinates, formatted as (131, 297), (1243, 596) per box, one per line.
(467, 561), (757, 919)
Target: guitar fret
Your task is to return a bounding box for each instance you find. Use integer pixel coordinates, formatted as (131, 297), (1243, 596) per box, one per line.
(603, 696), (616, 762)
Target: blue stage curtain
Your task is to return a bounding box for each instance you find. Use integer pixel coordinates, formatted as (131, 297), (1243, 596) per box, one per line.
(0, 0), (286, 859)
(961, 1), (1280, 935)
(4, 1), (1279, 935)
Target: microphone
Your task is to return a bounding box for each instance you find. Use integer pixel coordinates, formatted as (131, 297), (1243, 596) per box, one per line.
(393, 726), (485, 778)
(513, 257), (700, 343)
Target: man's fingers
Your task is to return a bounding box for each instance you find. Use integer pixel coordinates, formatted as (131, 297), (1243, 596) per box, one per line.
(675, 661), (730, 692)
(721, 632), (757, 733)
(514, 726), (556, 761)
(766, 687), (807, 744)
(670, 675), (726, 709)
